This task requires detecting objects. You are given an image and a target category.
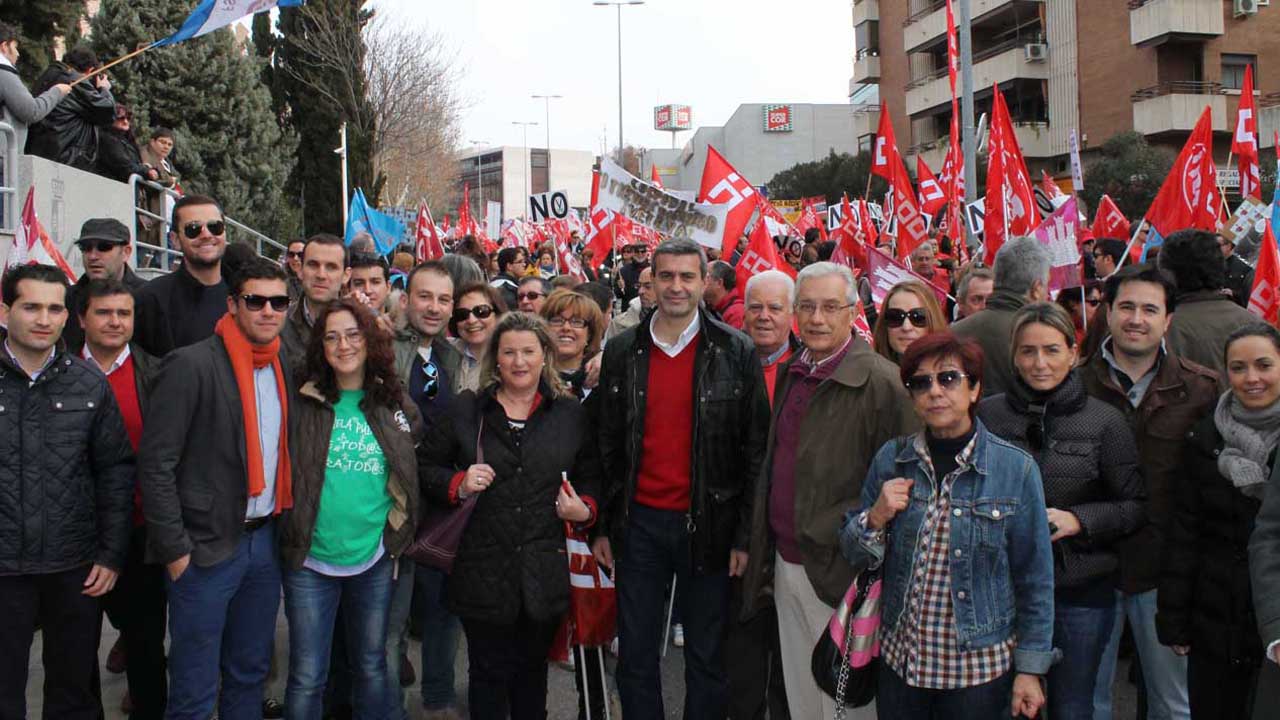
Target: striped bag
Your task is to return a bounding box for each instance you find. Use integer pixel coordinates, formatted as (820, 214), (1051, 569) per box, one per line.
(811, 565), (882, 714)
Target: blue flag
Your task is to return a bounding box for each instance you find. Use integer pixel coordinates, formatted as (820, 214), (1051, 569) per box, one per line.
(155, 0), (305, 47)
(1138, 225), (1164, 263)
(345, 189), (405, 256)
(1271, 184), (1280, 236)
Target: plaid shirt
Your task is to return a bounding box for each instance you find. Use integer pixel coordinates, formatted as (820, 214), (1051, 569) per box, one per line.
(873, 432), (1015, 689)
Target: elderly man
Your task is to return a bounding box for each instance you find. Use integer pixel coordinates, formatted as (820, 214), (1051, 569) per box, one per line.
(910, 241), (950, 291)
(743, 269), (800, 403)
(955, 266), (995, 320)
(742, 262), (918, 720)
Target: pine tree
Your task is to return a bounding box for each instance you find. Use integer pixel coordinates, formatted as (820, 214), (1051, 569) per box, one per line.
(0, 0), (84, 83)
(90, 0), (300, 244)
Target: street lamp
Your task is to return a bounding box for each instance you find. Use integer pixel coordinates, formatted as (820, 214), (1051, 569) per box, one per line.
(530, 94), (562, 151)
(469, 139), (488, 221)
(512, 121), (539, 217)
(593, 1), (645, 159)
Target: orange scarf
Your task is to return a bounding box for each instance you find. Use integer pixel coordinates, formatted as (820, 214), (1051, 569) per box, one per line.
(214, 314), (293, 514)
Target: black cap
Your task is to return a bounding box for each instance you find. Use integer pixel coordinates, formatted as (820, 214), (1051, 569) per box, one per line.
(76, 218), (130, 245)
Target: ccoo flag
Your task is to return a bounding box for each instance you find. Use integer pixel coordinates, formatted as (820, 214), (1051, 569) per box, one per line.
(156, 0), (305, 47)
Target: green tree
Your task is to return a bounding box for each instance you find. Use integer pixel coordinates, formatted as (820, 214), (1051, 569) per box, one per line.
(1079, 131), (1176, 223)
(91, 0), (299, 244)
(0, 0), (84, 83)
(766, 150), (887, 204)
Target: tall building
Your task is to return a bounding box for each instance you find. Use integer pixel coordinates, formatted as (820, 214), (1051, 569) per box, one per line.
(454, 146), (594, 223)
(851, 0), (1280, 189)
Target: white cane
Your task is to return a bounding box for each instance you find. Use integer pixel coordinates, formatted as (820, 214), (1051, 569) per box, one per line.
(662, 574), (677, 658)
(599, 648), (613, 720)
(580, 644), (592, 720)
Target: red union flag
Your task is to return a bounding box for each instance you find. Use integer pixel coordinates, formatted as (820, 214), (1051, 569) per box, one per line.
(1234, 64), (1261, 200)
(1249, 224), (1280, 325)
(650, 165), (664, 189)
(414, 203), (445, 262)
(945, 0), (959, 97)
(983, 86), (1037, 265)
(1145, 106), (1219, 237)
(698, 145), (757, 255)
(916, 157), (946, 216)
(870, 106), (930, 259)
(735, 212), (795, 290)
(1091, 194), (1131, 240)
(828, 193), (868, 270)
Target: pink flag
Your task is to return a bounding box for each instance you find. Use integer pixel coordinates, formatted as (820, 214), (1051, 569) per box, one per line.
(865, 246), (948, 309)
(1032, 196), (1085, 295)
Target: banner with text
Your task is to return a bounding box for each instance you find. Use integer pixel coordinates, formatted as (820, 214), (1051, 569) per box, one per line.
(596, 158), (730, 250)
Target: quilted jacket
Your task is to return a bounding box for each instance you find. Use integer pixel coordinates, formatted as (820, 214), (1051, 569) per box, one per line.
(0, 347), (135, 575)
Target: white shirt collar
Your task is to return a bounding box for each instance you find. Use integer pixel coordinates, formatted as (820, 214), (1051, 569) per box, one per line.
(0, 55), (14, 70)
(82, 343), (132, 375)
(5, 340), (55, 382)
(649, 310), (701, 358)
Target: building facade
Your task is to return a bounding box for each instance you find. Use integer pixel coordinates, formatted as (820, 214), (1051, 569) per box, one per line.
(454, 146), (595, 223)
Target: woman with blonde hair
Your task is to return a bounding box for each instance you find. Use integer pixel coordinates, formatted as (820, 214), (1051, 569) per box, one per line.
(539, 288), (605, 399)
(872, 280), (948, 364)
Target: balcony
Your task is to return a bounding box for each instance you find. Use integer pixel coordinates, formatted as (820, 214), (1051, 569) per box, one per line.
(853, 0), (878, 26)
(1130, 81), (1228, 135)
(1129, 0), (1223, 48)
(905, 42), (1049, 117)
(903, 0), (1038, 54)
(853, 107), (880, 138)
(853, 52), (881, 84)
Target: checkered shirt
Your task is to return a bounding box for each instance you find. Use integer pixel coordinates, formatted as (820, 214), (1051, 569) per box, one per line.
(877, 432), (1015, 689)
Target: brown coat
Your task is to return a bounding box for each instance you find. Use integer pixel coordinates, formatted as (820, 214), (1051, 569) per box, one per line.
(741, 338), (919, 618)
(1164, 290), (1256, 381)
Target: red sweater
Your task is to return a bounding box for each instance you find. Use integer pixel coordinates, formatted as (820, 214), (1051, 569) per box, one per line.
(104, 355), (144, 525)
(634, 338), (699, 510)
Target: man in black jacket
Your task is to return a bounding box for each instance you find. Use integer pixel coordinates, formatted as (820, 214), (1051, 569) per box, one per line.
(279, 233), (349, 373)
(594, 238), (771, 718)
(63, 218), (148, 351)
(25, 46), (115, 171)
(0, 264), (135, 720)
(487, 246), (526, 309)
(138, 258), (294, 720)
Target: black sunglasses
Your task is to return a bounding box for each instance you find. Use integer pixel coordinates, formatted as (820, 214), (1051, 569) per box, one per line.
(76, 240), (125, 253)
(286, 250), (304, 259)
(422, 358), (439, 400)
(239, 294), (291, 312)
(181, 220), (226, 239)
(903, 370), (969, 394)
(518, 291), (546, 301)
(883, 308), (929, 329)
(452, 305), (495, 322)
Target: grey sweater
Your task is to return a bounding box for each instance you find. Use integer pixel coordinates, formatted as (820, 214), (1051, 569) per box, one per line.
(0, 63), (64, 158)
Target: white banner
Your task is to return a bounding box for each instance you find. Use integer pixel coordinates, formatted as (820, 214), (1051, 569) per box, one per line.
(596, 158), (730, 250)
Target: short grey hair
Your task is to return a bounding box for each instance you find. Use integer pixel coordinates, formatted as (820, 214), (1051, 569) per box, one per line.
(957, 266), (995, 302)
(795, 261), (856, 305)
(652, 238), (708, 277)
(993, 236), (1051, 296)
(744, 269), (796, 306)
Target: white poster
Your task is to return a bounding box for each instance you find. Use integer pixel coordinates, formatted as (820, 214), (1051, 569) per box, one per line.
(596, 158), (730, 250)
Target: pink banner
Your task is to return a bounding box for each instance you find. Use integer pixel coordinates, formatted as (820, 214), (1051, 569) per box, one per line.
(865, 247), (949, 311)
(1033, 196), (1084, 295)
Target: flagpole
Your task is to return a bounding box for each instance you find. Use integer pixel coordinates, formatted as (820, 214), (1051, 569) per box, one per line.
(1118, 218), (1147, 270)
(72, 43), (156, 85)
(336, 123), (349, 229)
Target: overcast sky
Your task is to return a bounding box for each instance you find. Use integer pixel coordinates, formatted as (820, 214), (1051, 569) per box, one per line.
(368, 0), (855, 155)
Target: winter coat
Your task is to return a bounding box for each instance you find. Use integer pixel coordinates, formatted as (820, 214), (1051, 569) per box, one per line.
(1225, 253), (1255, 309)
(96, 127), (149, 183)
(1157, 412), (1265, 666)
(0, 61), (64, 161)
(63, 266), (149, 352)
(1165, 289), (1257, 380)
(977, 372), (1147, 589)
(951, 289), (1029, 398)
(0, 346), (135, 575)
(279, 382), (422, 570)
(24, 62), (115, 171)
(132, 265), (229, 357)
(417, 385), (602, 625)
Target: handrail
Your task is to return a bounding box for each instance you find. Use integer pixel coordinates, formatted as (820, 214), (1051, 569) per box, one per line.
(1130, 80), (1223, 101)
(906, 38), (1024, 89)
(0, 121), (17, 233)
(904, 0), (946, 25)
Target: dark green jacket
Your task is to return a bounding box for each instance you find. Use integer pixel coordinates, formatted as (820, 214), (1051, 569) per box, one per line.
(1165, 290), (1257, 381)
(951, 289), (1028, 398)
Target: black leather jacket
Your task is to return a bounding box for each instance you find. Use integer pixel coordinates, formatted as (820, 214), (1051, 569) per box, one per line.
(25, 62), (116, 171)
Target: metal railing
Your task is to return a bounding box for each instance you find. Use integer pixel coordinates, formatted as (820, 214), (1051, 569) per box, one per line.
(1130, 80), (1223, 101)
(905, 39), (1023, 89)
(0, 121), (17, 233)
(904, 0), (946, 25)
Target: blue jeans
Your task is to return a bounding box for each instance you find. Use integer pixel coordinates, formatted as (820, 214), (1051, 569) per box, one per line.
(165, 522), (282, 720)
(283, 554), (393, 720)
(1092, 589), (1189, 720)
(1048, 599), (1116, 720)
(385, 556), (416, 720)
(616, 503), (730, 719)
(877, 665), (1015, 719)
(414, 563), (461, 709)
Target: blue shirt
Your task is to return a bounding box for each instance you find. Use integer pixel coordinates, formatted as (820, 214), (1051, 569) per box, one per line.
(245, 364), (282, 519)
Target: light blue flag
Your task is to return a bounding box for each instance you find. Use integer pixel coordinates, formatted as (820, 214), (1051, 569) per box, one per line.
(1138, 225), (1164, 263)
(345, 189), (405, 256)
(1271, 184), (1280, 236)
(155, 0), (305, 47)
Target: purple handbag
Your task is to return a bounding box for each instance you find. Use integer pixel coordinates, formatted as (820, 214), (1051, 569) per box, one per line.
(405, 419), (484, 572)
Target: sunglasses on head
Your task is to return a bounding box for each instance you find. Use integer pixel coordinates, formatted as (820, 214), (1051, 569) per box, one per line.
(903, 369), (969, 394)
(181, 220), (226, 239)
(883, 308), (929, 329)
(452, 305), (495, 322)
(239, 294), (291, 312)
(76, 240), (124, 253)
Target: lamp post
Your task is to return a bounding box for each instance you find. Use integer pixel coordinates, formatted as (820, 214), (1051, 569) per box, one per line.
(593, 1), (645, 159)
(512, 121), (539, 218)
(530, 94), (562, 151)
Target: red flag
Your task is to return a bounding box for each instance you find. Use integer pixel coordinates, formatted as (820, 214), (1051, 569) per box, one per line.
(983, 86), (1037, 264)
(853, 299), (874, 344)
(735, 212), (796, 290)
(698, 146), (758, 256)
(860, 199), (880, 247)
(1144, 106), (1219, 237)
(414, 203), (445, 262)
(650, 165), (664, 189)
(457, 183), (474, 236)
(945, 0), (959, 98)
(865, 246), (949, 309)
(916, 156), (947, 216)
(1091, 194), (1131, 241)
(870, 105), (930, 259)
(829, 193), (868, 270)
(1040, 170), (1065, 199)
(794, 199), (827, 241)
(1249, 225), (1280, 325)
(756, 196), (803, 242)
(554, 228), (588, 282)
(1234, 64), (1261, 200)
(7, 188), (75, 281)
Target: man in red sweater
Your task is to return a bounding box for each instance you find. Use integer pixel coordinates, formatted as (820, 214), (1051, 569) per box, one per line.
(594, 239), (771, 719)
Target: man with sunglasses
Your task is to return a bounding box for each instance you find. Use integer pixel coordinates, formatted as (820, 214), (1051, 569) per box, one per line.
(133, 194), (229, 357)
(284, 239), (306, 300)
(1092, 238), (1127, 279)
(281, 233), (351, 373)
(139, 258), (295, 720)
(516, 276), (551, 314)
(63, 218), (148, 351)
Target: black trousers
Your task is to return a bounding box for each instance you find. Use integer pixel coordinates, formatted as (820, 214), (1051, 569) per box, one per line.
(101, 525), (168, 720)
(1187, 651), (1260, 720)
(462, 612), (559, 720)
(0, 565), (104, 720)
(726, 579), (789, 720)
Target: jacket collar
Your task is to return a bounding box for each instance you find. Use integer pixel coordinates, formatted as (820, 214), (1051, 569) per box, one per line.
(1176, 289), (1232, 306)
(894, 419), (993, 476)
(984, 289), (1028, 313)
(1005, 370), (1088, 416)
(826, 337), (878, 388)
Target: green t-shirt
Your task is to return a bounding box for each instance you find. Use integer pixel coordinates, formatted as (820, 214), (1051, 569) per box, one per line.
(309, 390), (393, 567)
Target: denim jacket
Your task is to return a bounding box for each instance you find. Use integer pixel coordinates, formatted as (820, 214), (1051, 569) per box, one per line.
(839, 420), (1057, 675)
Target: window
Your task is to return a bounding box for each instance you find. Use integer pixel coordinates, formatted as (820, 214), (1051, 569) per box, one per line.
(1222, 54), (1257, 90)
(858, 134), (874, 154)
(855, 21), (879, 58)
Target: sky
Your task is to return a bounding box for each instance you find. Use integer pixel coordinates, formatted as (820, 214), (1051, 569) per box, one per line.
(368, 0), (856, 155)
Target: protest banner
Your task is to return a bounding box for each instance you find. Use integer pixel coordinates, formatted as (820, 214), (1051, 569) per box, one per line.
(865, 246), (949, 310)
(529, 190), (571, 223)
(596, 158), (729, 250)
(1032, 197), (1084, 295)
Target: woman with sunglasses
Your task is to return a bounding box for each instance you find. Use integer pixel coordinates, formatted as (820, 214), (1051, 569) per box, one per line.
(448, 282), (508, 392)
(418, 312), (602, 719)
(839, 332), (1054, 718)
(539, 288), (605, 399)
(977, 302), (1145, 720)
(872, 281), (948, 364)
(280, 297), (422, 719)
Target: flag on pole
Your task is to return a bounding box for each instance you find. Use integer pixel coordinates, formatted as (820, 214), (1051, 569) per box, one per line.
(1040, 170), (1065, 199)
(650, 165), (664, 189)
(415, 203), (445, 262)
(155, 0), (305, 46)
(916, 157), (947, 216)
(735, 211), (795, 291)
(1032, 196), (1084, 295)
(1144, 106), (1219, 237)
(7, 188), (76, 281)
(870, 105), (930, 259)
(1248, 224), (1280, 325)
(345, 189), (405, 256)
(828, 193), (868, 270)
(698, 146), (757, 256)
(1234, 64), (1261, 201)
(983, 85), (1037, 264)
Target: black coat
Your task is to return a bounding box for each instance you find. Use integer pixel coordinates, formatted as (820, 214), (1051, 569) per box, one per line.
(418, 385), (602, 625)
(978, 372), (1147, 589)
(596, 310), (771, 575)
(96, 128), (149, 183)
(25, 63), (115, 171)
(0, 347), (135, 575)
(1158, 412), (1266, 665)
(63, 266), (149, 352)
(133, 265), (229, 357)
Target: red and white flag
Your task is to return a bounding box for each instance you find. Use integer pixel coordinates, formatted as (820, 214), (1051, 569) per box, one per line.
(414, 203), (445, 262)
(853, 299), (874, 344)
(757, 197), (804, 243)
(865, 246), (949, 309)
(983, 86), (1037, 265)
(793, 199), (827, 241)
(1040, 170), (1065, 200)
(870, 106), (930, 259)
(650, 165), (664, 189)
(457, 183), (476, 237)
(861, 199), (880, 247)
(828, 193), (868, 270)
(916, 156), (947, 216)
(1249, 224), (1280, 325)
(1091, 194), (1131, 240)
(1144, 106), (1219, 237)
(1234, 64), (1261, 201)
(7, 188), (75, 281)
(698, 145), (757, 256)
(735, 212), (796, 291)
(554, 229), (588, 282)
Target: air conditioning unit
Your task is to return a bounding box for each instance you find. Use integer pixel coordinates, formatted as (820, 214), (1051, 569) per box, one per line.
(1236, 0), (1259, 16)
(1024, 43), (1048, 62)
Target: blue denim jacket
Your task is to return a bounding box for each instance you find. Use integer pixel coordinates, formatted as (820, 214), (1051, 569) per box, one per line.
(838, 420), (1056, 675)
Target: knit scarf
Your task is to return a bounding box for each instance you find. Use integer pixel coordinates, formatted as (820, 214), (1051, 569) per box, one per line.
(1214, 390), (1280, 500)
(214, 314), (293, 513)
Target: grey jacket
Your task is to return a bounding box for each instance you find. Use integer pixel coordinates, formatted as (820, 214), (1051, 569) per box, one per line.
(951, 289), (1029, 398)
(0, 63), (63, 158)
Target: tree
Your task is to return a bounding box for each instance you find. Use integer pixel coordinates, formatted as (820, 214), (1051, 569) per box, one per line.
(765, 151), (887, 204)
(1079, 131), (1176, 223)
(0, 0), (84, 83)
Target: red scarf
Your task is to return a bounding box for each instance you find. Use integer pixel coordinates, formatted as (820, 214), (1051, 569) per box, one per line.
(214, 314), (293, 514)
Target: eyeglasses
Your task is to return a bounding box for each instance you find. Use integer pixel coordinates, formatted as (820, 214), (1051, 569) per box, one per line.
(1085, 298), (1101, 307)
(517, 291), (546, 301)
(286, 250), (304, 259)
(239, 294), (291, 312)
(76, 240), (124, 253)
(903, 370), (969, 395)
(549, 316), (588, 329)
(181, 220), (226, 239)
(322, 329), (364, 347)
(795, 301), (854, 316)
(452, 305), (495, 322)
(883, 308), (929, 329)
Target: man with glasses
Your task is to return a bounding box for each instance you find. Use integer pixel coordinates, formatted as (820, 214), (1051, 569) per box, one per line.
(139, 258), (294, 719)
(63, 218), (148, 351)
(1092, 238), (1128, 279)
(741, 262), (917, 719)
(134, 194), (229, 356)
(488, 247), (527, 309)
(1219, 233), (1254, 308)
(516, 276), (551, 314)
(281, 234), (350, 371)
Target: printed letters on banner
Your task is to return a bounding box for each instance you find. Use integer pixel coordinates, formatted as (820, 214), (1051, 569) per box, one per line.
(596, 158), (729, 250)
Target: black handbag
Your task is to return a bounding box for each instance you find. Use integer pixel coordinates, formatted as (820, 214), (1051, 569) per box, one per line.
(811, 564), (883, 713)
